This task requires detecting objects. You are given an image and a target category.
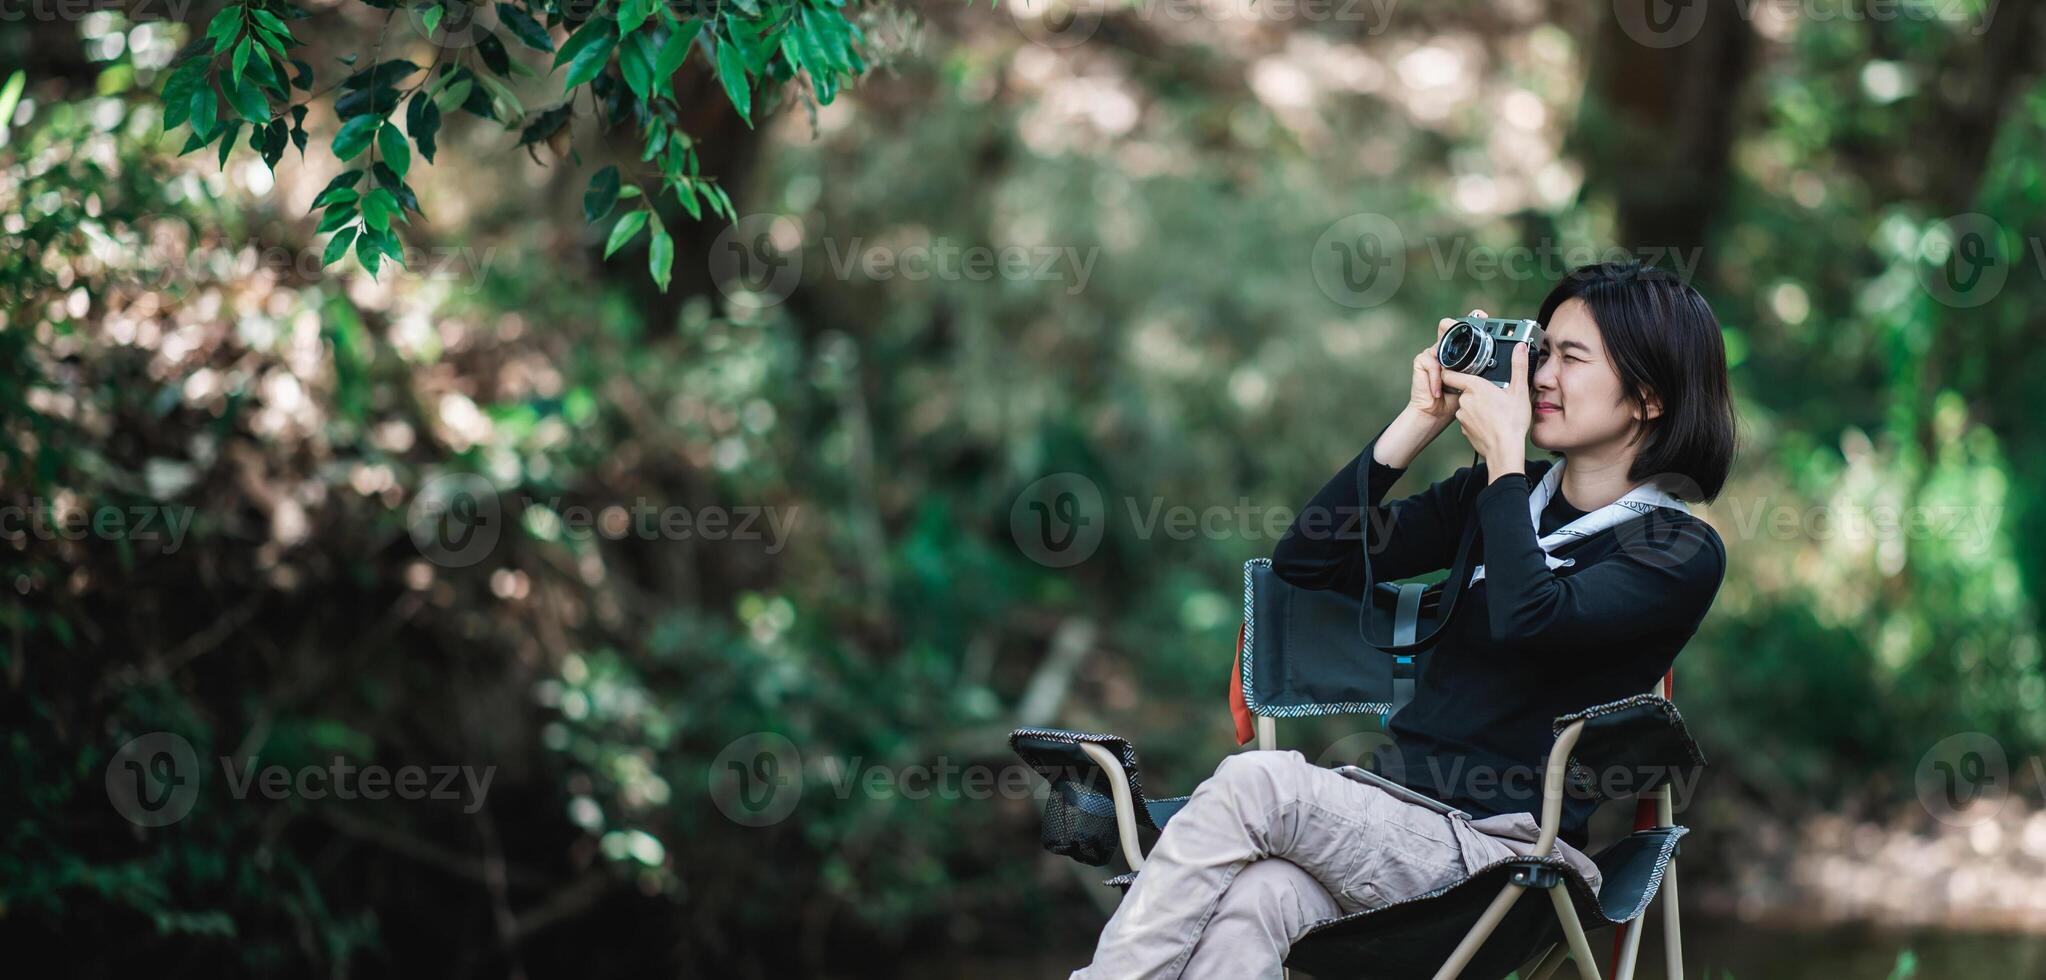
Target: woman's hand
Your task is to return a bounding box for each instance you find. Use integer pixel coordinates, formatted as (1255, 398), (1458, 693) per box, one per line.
(1406, 311), (1483, 422)
(1441, 341), (1531, 481)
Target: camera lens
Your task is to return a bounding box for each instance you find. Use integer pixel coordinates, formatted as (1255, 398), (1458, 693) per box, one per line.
(1436, 322), (1484, 372)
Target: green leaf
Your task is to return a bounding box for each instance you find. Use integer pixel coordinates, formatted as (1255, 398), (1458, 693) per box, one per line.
(407, 93), (441, 164)
(433, 75), (473, 114)
(584, 165), (620, 223)
(224, 75), (269, 123)
(361, 187), (399, 231)
(649, 222), (673, 292)
(333, 114), (379, 160)
(232, 37), (253, 79)
(713, 36), (752, 126)
(261, 118), (288, 169)
(553, 19), (611, 70)
(161, 59), (206, 131)
(422, 4), (445, 36)
(562, 26), (617, 90)
(323, 225), (359, 266)
(377, 122), (410, 177)
(313, 185), (359, 209)
(335, 85), (399, 118)
(217, 119), (243, 167)
(0, 70), (19, 131)
(251, 9), (295, 44)
(619, 0), (655, 36)
(316, 201), (357, 233)
(206, 8), (240, 53)
(188, 85), (219, 139)
(604, 209), (649, 257)
(654, 20), (701, 89)
(618, 30), (657, 99)
(356, 225), (384, 276)
(497, 3), (555, 51)
(314, 169), (364, 199)
(673, 179), (701, 220)
(343, 59), (420, 91)
(476, 30), (513, 77)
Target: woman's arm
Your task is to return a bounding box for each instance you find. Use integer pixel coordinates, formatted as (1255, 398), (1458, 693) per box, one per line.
(1473, 474), (1727, 645)
(1270, 408), (1476, 594)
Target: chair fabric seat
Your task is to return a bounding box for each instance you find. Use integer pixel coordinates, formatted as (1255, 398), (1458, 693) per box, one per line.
(1277, 826), (1686, 980)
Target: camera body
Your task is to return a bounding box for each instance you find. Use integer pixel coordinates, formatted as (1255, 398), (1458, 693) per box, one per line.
(1435, 316), (1545, 389)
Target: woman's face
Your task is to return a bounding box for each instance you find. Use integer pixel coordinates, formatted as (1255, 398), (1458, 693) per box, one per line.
(1529, 298), (1659, 454)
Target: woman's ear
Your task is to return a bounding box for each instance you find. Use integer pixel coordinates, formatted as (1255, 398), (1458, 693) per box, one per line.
(1636, 386), (1664, 422)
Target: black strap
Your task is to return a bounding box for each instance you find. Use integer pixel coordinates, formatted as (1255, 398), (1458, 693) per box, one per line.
(1354, 449), (1484, 656)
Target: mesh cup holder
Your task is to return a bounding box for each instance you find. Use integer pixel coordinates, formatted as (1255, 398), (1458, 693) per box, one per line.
(1042, 779), (1124, 867)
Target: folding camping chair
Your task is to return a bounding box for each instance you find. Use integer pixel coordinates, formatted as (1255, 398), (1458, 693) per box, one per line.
(1010, 558), (1704, 980)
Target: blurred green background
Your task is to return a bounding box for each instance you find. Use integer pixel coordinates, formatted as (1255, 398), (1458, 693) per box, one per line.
(4, 0), (2045, 976)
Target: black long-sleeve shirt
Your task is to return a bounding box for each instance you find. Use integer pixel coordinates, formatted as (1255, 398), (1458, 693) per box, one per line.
(1270, 431), (1725, 850)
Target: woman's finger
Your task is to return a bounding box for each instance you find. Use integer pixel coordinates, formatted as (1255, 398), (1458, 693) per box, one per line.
(1440, 369), (1487, 392)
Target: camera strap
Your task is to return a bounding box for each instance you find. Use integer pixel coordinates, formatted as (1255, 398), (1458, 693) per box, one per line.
(1353, 450), (1484, 658)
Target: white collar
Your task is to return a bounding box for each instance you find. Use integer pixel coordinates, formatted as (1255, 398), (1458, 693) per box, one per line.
(1469, 459), (1690, 584)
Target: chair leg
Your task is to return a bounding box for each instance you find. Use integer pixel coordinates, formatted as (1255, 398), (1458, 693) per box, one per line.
(1661, 859), (1684, 980)
(1519, 942), (1566, 980)
(1547, 884), (1603, 980)
(1525, 942), (1570, 980)
(1429, 882), (1525, 980)
(1612, 916), (1645, 980)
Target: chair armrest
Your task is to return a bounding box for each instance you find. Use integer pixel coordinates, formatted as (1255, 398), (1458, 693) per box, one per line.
(1077, 742), (1149, 870)
(1530, 718), (1586, 860)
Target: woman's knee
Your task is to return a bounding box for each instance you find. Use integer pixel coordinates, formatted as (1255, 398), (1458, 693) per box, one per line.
(1213, 749), (1304, 787)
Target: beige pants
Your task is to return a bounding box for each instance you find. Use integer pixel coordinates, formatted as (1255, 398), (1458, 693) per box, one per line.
(1070, 749), (1602, 980)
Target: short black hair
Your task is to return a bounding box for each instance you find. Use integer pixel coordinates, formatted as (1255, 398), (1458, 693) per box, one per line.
(1536, 261), (1737, 502)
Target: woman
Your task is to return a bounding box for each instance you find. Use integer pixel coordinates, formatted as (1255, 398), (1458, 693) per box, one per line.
(1069, 262), (1737, 979)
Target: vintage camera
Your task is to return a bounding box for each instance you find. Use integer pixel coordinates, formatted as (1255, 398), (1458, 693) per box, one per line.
(1435, 316), (1545, 389)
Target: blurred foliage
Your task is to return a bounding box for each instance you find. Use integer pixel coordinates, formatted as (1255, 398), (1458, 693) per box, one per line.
(158, 0), (876, 285)
(3, 0), (2045, 976)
